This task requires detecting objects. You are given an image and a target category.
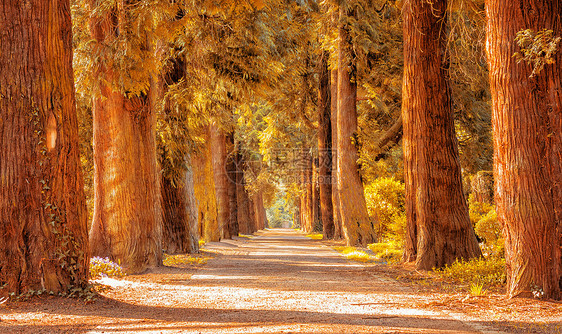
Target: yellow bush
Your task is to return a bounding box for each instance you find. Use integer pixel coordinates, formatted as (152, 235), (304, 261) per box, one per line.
(368, 242), (403, 263)
(364, 177), (406, 243)
(434, 257), (506, 286)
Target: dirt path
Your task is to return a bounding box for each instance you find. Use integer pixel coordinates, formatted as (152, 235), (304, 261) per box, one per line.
(0, 228), (551, 333)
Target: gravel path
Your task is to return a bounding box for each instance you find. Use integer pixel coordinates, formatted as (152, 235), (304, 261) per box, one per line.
(1, 228), (512, 333)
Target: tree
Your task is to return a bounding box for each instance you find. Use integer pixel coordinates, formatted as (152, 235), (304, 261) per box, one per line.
(318, 51), (335, 239)
(88, 2), (163, 273)
(336, 4), (377, 246)
(402, 0), (481, 269)
(485, 0), (562, 299)
(0, 0), (89, 294)
(211, 123), (231, 239)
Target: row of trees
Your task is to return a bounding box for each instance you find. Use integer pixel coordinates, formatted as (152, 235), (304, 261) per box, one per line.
(0, 0), (560, 301)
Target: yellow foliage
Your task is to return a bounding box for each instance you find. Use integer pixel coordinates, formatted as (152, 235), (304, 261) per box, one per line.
(163, 254), (210, 267)
(306, 233), (323, 240)
(333, 246), (374, 263)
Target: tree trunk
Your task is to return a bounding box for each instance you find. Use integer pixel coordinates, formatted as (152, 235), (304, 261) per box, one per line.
(312, 160), (322, 232)
(402, 0), (481, 270)
(236, 152), (252, 234)
(88, 6), (162, 274)
(161, 160), (199, 254)
(331, 69), (343, 240)
(0, 0), (89, 294)
(318, 52), (335, 239)
(337, 6), (376, 246)
(300, 150), (314, 233)
(210, 123), (231, 239)
(486, 0), (562, 299)
(192, 129), (220, 242)
(226, 134), (239, 236)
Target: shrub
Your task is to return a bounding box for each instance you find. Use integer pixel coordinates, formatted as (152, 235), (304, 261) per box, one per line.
(364, 177), (406, 243)
(89, 257), (125, 279)
(434, 257), (506, 287)
(163, 254), (208, 267)
(333, 246), (374, 262)
(368, 242), (403, 263)
(475, 208), (504, 257)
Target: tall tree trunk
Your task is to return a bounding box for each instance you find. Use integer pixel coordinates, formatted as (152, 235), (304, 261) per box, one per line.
(226, 133), (239, 236)
(312, 160), (321, 232)
(236, 152), (252, 234)
(210, 123), (231, 239)
(193, 129), (220, 242)
(337, 6), (376, 246)
(300, 150), (314, 233)
(486, 0), (562, 299)
(402, 0), (481, 270)
(318, 52), (335, 239)
(156, 50), (199, 254)
(161, 160), (199, 254)
(89, 6), (162, 274)
(331, 69), (343, 240)
(0, 0), (89, 294)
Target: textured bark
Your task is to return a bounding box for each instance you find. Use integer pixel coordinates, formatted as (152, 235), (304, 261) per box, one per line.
(300, 150), (314, 233)
(337, 7), (376, 246)
(330, 69), (343, 240)
(312, 161), (322, 232)
(402, 0), (481, 270)
(486, 0), (562, 299)
(236, 153), (253, 234)
(226, 134), (239, 236)
(0, 0), (89, 294)
(318, 53), (335, 239)
(210, 124), (231, 239)
(193, 131), (220, 242)
(88, 6), (162, 274)
(161, 162), (199, 254)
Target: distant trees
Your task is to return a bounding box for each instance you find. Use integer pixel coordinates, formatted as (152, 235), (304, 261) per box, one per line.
(401, 0), (481, 269)
(0, 0), (89, 293)
(485, 0), (562, 299)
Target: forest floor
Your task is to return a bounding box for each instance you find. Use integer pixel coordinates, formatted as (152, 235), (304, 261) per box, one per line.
(1, 228), (561, 333)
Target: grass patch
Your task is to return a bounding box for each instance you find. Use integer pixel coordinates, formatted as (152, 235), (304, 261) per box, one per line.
(434, 257), (506, 287)
(306, 233), (323, 240)
(163, 253), (210, 267)
(333, 246), (374, 263)
(238, 234), (254, 239)
(367, 242), (403, 263)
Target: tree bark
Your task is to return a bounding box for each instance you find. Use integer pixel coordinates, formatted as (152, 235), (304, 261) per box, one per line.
(300, 150), (314, 233)
(88, 4), (162, 274)
(402, 0), (481, 270)
(193, 130), (220, 242)
(337, 6), (377, 246)
(485, 0), (562, 299)
(0, 0), (89, 294)
(226, 133), (239, 236)
(161, 161), (199, 254)
(330, 69), (343, 240)
(318, 53), (335, 238)
(236, 152), (253, 234)
(210, 123), (231, 239)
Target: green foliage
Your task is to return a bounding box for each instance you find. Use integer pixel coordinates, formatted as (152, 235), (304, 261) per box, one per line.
(514, 29), (561, 77)
(89, 257), (125, 279)
(364, 177), (406, 242)
(435, 257), (506, 287)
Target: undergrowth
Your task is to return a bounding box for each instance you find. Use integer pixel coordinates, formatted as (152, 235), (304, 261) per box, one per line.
(367, 242), (402, 263)
(434, 257), (506, 287)
(333, 246), (374, 262)
(306, 233), (323, 240)
(163, 253), (209, 267)
(89, 257), (125, 279)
